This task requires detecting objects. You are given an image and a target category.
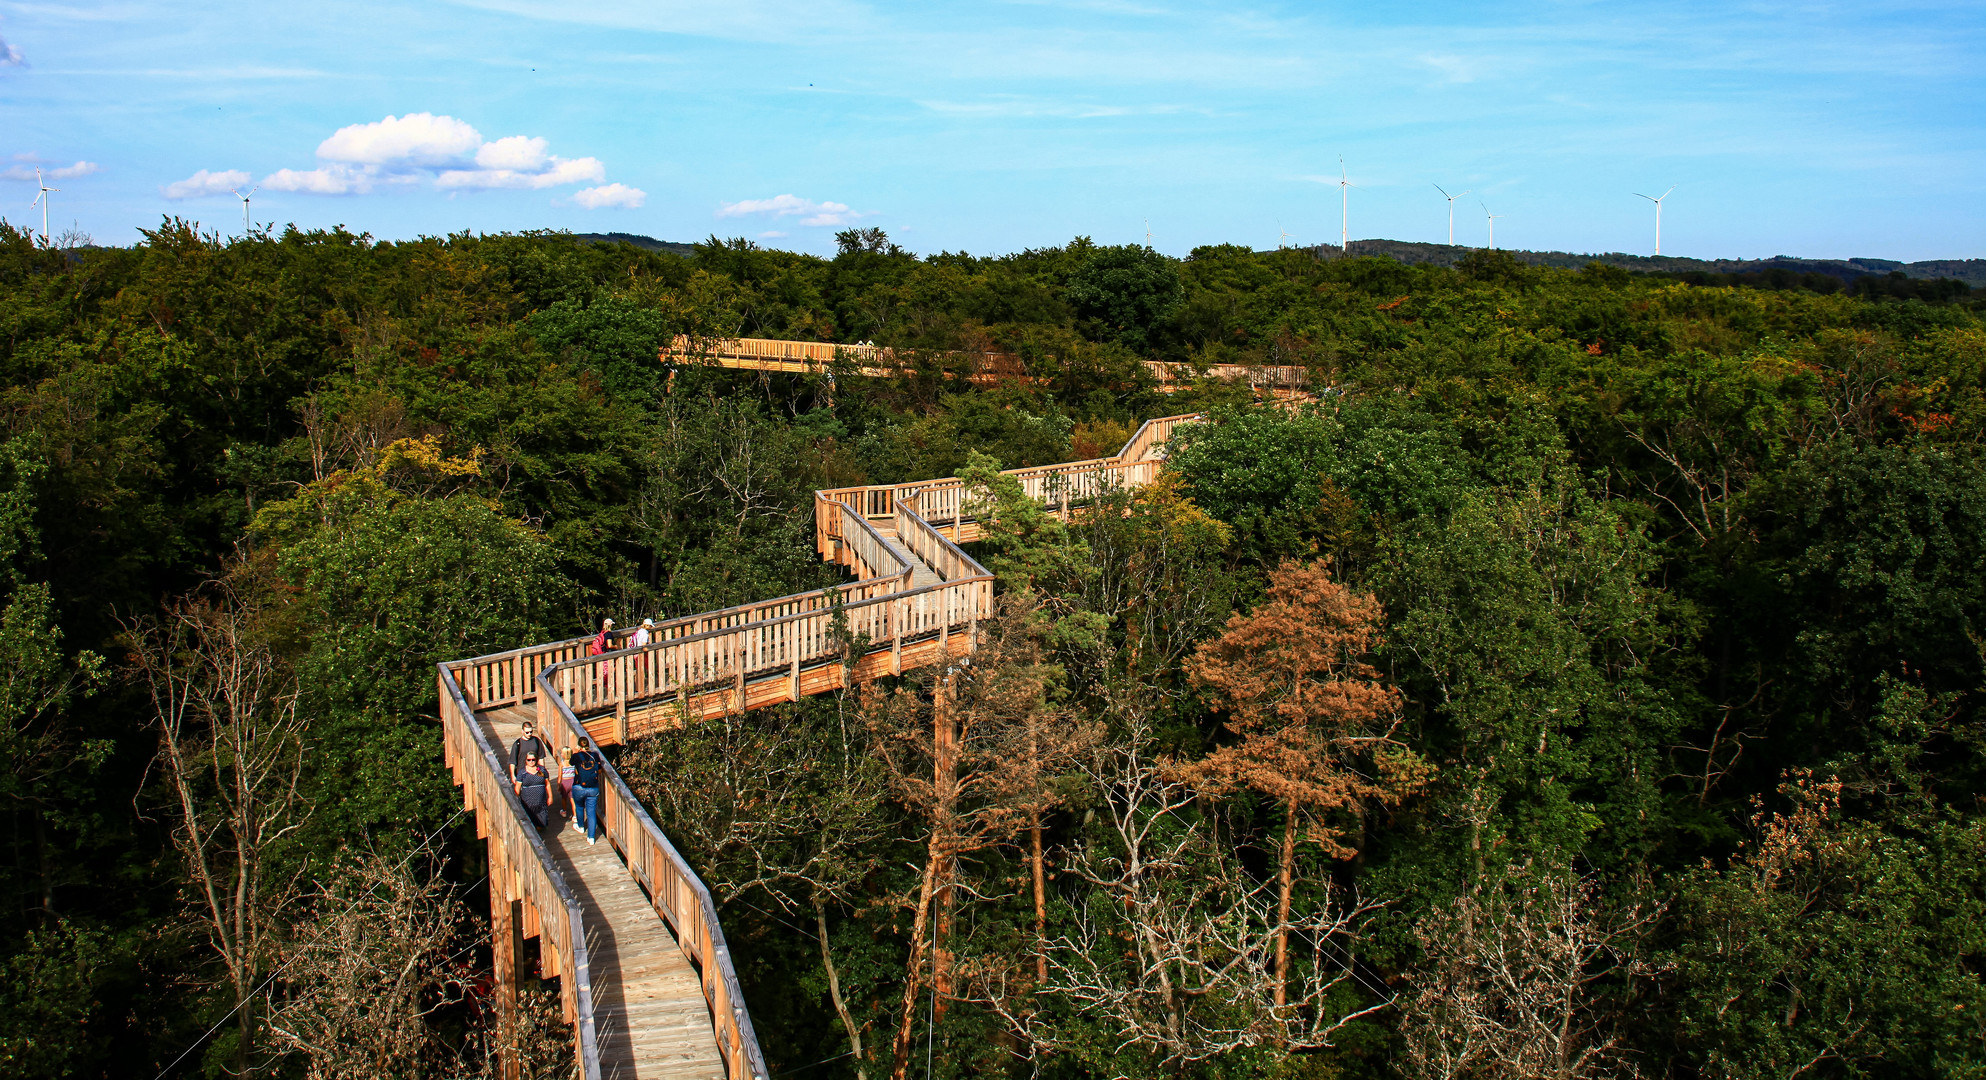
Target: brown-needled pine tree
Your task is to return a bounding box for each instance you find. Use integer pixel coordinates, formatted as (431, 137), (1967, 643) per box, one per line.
(1178, 558), (1428, 1011)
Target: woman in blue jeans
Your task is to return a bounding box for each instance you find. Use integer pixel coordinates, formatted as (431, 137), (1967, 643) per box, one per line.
(569, 737), (604, 845)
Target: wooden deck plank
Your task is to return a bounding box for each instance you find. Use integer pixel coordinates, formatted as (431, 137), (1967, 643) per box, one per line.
(480, 707), (724, 1080)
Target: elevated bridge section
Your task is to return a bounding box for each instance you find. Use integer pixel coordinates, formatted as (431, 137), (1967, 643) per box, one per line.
(438, 408), (1203, 1080)
(664, 335), (1310, 398)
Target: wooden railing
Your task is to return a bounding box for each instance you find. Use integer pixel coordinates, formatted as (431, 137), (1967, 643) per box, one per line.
(894, 502), (977, 582)
(666, 335), (1021, 382)
(537, 670), (770, 1080)
(670, 337), (1309, 394)
(450, 636), (595, 714)
(1144, 360), (1308, 388)
(437, 665), (603, 1080)
(816, 413), (1202, 530)
(544, 514), (993, 725)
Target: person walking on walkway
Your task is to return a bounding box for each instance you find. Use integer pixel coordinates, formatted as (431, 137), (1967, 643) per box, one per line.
(588, 617), (616, 698)
(632, 618), (654, 648)
(514, 753), (553, 830)
(569, 737), (605, 846)
(509, 721), (552, 785)
(559, 748), (577, 828)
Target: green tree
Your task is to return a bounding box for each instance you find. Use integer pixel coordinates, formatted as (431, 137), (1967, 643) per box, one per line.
(1065, 244), (1183, 352)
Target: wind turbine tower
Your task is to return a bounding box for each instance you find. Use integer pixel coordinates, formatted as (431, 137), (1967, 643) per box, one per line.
(1337, 157), (1351, 254)
(1276, 220), (1293, 249)
(1434, 184), (1470, 246)
(232, 186), (257, 234)
(1634, 186), (1676, 256)
(1481, 202), (1503, 250)
(30, 168), (59, 246)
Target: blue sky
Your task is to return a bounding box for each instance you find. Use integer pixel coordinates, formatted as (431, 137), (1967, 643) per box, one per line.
(1, 1), (1981, 261)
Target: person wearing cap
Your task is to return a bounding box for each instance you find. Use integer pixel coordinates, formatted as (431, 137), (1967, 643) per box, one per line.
(587, 617), (615, 657)
(631, 618), (654, 649)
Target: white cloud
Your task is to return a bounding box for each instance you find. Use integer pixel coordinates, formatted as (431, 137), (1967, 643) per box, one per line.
(758, 230), (788, 239)
(437, 156), (604, 190)
(254, 114), (623, 197)
(717, 193), (865, 227)
(262, 163), (389, 195)
(3, 158), (99, 180)
(317, 112), (481, 167)
(3, 160), (98, 181)
(573, 183), (646, 209)
(0, 36), (23, 66)
(161, 168), (250, 199)
(474, 135), (549, 171)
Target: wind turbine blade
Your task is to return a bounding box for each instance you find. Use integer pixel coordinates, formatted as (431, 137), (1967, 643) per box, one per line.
(1434, 183), (1449, 199)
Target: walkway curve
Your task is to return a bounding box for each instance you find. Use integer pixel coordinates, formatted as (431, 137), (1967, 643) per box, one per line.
(439, 409), (1202, 1080)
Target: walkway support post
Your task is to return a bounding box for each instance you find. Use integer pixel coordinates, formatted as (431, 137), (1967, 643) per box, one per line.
(615, 652), (629, 745)
(490, 839), (521, 1080)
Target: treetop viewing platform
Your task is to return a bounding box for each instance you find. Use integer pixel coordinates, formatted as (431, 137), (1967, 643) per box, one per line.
(437, 400), (1204, 1080)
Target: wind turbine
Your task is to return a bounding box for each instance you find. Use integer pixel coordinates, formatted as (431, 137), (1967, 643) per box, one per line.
(231, 186), (257, 234)
(1480, 201), (1503, 250)
(30, 168), (58, 246)
(1337, 157), (1351, 254)
(1276, 220), (1293, 249)
(1634, 186), (1675, 256)
(1433, 184), (1470, 246)
(1144, 219), (1152, 247)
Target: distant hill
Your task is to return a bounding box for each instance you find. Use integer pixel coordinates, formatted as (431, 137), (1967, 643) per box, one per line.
(569, 232), (698, 257)
(1301, 239), (1986, 287)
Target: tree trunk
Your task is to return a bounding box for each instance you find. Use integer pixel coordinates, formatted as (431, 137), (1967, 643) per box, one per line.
(815, 894), (867, 1080)
(1275, 799), (1297, 1013)
(888, 852), (939, 1080)
(1031, 821), (1048, 983)
(931, 674), (957, 1021)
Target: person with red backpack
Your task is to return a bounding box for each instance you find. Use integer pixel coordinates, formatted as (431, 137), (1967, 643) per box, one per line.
(588, 617), (615, 698)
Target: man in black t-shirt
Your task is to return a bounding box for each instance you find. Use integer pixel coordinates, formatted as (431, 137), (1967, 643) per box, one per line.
(509, 721), (553, 785)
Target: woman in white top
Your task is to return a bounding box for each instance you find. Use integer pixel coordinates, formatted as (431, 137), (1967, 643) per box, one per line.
(632, 618), (654, 648)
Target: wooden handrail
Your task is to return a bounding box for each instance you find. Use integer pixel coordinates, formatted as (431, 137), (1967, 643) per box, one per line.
(814, 412), (1201, 526)
(437, 664), (604, 1080)
(669, 337), (1307, 392)
(1144, 360), (1308, 388)
(541, 564), (995, 719)
(537, 670), (770, 1080)
(666, 335), (1020, 380)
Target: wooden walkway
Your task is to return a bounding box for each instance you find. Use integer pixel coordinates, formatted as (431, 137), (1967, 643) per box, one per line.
(481, 706), (723, 1080)
(664, 335), (1310, 396)
(438, 403), (1208, 1080)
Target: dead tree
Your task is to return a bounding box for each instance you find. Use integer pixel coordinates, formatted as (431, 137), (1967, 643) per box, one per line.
(862, 595), (1100, 1080)
(1397, 860), (1663, 1080)
(263, 844), (472, 1080)
(128, 583), (308, 1076)
(981, 694), (1391, 1067)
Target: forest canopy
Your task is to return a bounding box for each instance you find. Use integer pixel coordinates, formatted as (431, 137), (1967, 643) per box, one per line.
(3, 219), (1983, 1079)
